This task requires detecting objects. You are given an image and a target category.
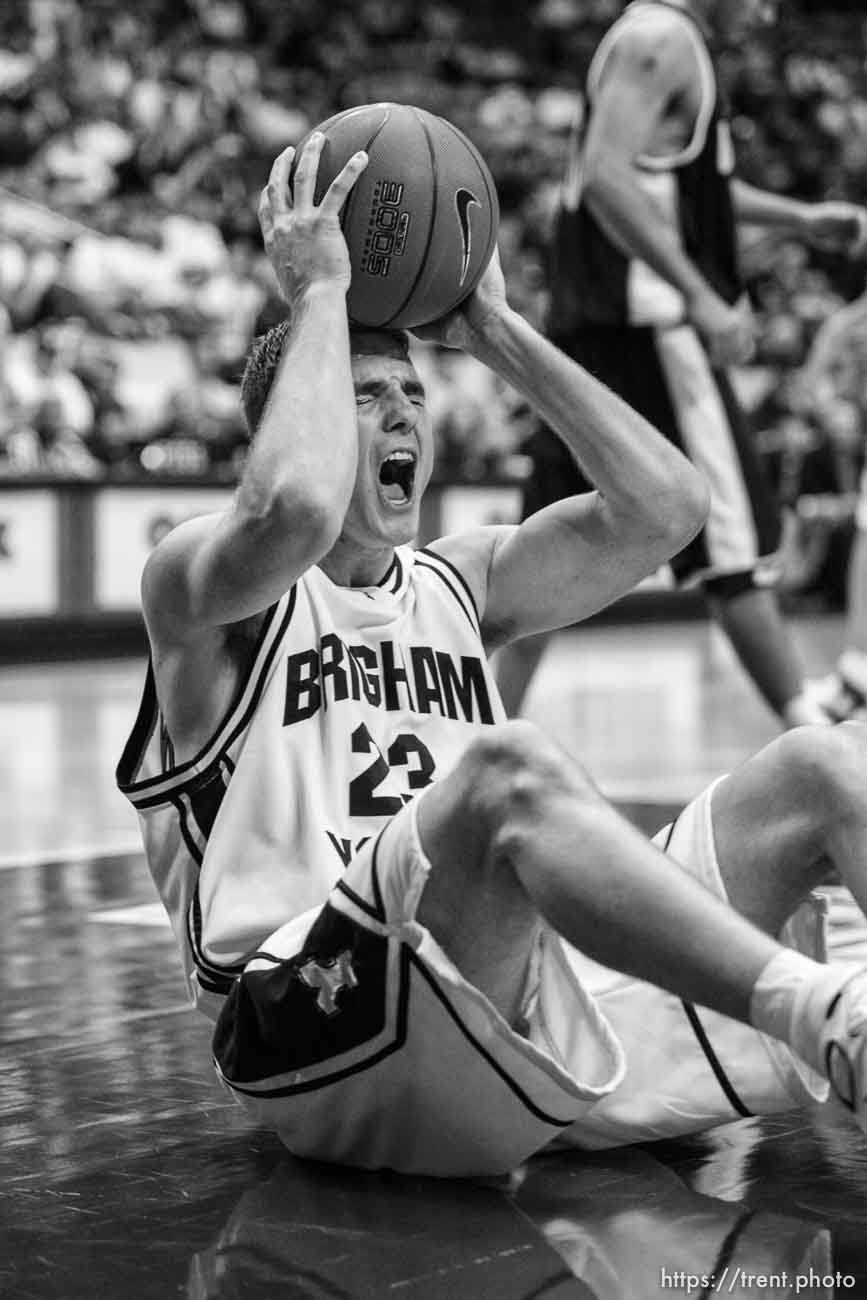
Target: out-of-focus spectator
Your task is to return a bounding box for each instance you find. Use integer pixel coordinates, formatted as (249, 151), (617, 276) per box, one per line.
(5, 326), (93, 437)
(0, 233), (65, 329)
(1, 323), (101, 476)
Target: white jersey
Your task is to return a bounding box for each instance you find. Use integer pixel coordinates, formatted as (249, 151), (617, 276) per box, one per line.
(117, 544), (505, 1016)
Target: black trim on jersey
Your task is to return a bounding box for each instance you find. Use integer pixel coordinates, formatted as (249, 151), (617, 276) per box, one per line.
(418, 546), (480, 626)
(187, 887), (247, 989)
(172, 794), (246, 989)
(415, 549), (481, 636)
(118, 590), (295, 802)
(188, 765), (229, 840)
(659, 817), (753, 1120)
(196, 969), (235, 997)
(214, 924), (577, 1128)
(116, 661), (159, 789)
(376, 553), (403, 593)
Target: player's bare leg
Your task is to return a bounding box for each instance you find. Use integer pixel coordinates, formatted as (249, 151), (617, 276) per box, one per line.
(705, 585), (829, 727)
(710, 720), (867, 930)
(415, 720), (783, 1027)
(415, 719), (867, 1128)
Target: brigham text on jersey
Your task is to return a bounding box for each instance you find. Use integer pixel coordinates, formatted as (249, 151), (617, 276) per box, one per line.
(283, 634), (495, 725)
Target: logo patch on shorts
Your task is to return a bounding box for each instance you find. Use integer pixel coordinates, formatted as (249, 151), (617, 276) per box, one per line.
(298, 950), (358, 1016)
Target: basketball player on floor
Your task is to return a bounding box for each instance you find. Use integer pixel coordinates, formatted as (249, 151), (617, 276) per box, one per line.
(120, 134), (867, 1177)
(495, 0), (867, 729)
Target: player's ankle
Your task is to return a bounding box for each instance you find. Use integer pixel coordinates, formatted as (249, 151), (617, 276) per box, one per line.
(748, 949), (851, 1074)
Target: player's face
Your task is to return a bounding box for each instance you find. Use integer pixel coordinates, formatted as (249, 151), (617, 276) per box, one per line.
(342, 353), (434, 549)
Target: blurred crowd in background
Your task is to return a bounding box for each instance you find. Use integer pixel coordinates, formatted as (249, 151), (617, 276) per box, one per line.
(1, 0), (866, 602)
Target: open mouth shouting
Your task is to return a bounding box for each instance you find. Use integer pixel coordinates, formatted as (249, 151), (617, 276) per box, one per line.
(378, 448), (418, 507)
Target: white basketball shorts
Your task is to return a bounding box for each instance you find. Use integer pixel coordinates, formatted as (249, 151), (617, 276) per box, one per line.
(212, 780), (828, 1176)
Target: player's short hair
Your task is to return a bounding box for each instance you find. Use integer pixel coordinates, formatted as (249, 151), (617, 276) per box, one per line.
(240, 319), (411, 437)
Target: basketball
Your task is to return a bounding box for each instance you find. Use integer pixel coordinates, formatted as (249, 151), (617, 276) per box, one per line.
(290, 102), (499, 330)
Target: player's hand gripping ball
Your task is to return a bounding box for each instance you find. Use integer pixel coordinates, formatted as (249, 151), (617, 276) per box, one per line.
(289, 102), (500, 330)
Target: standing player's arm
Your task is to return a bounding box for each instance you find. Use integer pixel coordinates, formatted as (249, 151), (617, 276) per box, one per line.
(729, 179), (812, 232)
(143, 139), (367, 645)
(434, 308), (709, 651)
(580, 21), (752, 366)
(731, 179), (867, 256)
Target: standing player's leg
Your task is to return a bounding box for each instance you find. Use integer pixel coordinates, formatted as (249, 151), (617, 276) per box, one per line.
(703, 580), (828, 727)
(814, 501), (867, 719)
(649, 326), (830, 728)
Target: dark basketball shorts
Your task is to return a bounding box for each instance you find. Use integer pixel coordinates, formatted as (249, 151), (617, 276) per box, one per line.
(212, 784), (827, 1177)
(525, 323), (784, 588)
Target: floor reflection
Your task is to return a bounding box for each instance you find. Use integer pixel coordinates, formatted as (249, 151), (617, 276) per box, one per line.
(187, 1158), (587, 1300)
(516, 1148), (835, 1300)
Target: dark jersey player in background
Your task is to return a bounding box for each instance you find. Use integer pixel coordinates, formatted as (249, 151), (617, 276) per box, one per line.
(496, 0), (867, 728)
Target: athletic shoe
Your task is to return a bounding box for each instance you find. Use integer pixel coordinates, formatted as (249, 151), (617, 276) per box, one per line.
(819, 970), (867, 1133)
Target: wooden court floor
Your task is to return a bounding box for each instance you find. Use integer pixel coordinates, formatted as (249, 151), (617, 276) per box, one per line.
(3, 613), (867, 1299)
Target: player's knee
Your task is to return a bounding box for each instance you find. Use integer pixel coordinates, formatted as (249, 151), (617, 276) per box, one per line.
(776, 723), (866, 824)
(459, 721), (597, 847)
(823, 720), (867, 817)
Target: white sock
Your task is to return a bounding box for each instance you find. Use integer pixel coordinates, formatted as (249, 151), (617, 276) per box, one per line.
(781, 692), (834, 729)
(748, 949), (855, 1074)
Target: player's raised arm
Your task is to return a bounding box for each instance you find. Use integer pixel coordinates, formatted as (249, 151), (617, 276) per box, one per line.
(142, 136), (369, 643)
(420, 254), (709, 648)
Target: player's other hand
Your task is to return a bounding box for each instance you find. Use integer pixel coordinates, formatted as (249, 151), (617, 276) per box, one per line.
(687, 288), (755, 368)
(258, 136), (368, 309)
(411, 247), (509, 352)
(804, 202), (867, 259)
